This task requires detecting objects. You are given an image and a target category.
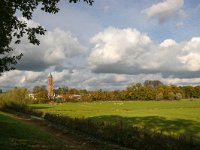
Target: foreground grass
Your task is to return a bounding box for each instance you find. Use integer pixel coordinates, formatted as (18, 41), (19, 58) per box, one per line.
(0, 111), (64, 150)
(30, 100), (200, 140)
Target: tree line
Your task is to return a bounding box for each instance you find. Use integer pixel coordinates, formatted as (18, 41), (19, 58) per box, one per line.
(31, 80), (200, 102)
(82, 81), (200, 101)
(1, 80), (200, 104)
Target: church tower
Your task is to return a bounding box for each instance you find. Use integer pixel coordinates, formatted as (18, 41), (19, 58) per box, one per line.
(48, 73), (54, 99)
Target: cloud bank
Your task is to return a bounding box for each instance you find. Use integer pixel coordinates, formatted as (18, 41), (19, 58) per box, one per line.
(88, 27), (200, 78)
(13, 18), (85, 72)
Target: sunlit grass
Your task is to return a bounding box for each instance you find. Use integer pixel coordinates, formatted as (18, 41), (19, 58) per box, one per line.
(30, 100), (200, 140)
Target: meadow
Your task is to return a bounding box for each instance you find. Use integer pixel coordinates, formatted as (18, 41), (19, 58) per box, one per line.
(31, 100), (200, 140)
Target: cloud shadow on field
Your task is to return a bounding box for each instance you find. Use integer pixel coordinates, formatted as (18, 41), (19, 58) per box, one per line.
(88, 115), (200, 140)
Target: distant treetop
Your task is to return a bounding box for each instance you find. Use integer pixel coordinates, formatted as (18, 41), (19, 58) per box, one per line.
(143, 80), (164, 88)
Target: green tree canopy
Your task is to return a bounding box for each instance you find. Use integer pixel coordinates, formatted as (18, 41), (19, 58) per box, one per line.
(32, 85), (48, 102)
(0, 0), (93, 74)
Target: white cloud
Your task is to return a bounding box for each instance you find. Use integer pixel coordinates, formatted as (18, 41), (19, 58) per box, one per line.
(160, 39), (177, 47)
(166, 77), (200, 85)
(0, 70), (46, 90)
(143, 0), (184, 23)
(13, 19), (85, 71)
(178, 37), (200, 71)
(89, 27), (151, 70)
(88, 27), (200, 78)
(43, 28), (85, 64)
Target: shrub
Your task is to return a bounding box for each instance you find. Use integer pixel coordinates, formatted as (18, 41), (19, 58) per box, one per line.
(0, 87), (29, 108)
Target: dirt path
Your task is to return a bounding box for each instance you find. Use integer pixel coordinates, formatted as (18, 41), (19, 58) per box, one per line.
(9, 111), (128, 150)
(11, 112), (101, 150)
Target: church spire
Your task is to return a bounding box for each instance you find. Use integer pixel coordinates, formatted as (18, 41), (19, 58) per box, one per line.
(49, 72), (52, 78)
(48, 73), (54, 99)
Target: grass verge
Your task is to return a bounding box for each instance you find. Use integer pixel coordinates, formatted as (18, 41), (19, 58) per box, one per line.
(0, 111), (66, 150)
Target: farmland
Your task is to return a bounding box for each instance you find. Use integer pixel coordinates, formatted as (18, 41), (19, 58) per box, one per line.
(30, 100), (200, 140)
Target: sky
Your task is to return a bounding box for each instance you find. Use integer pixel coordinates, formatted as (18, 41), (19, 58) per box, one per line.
(1, 0), (200, 91)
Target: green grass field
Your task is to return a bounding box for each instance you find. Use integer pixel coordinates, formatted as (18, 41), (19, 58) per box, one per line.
(0, 111), (65, 150)
(30, 100), (200, 140)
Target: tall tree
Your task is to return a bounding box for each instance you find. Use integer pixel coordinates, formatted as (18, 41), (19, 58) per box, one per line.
(0, 0), (93, 74)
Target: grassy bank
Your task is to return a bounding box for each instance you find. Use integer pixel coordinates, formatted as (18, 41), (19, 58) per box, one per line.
(0, 111), (65, 150)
